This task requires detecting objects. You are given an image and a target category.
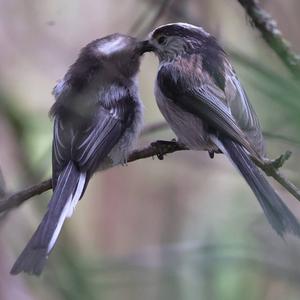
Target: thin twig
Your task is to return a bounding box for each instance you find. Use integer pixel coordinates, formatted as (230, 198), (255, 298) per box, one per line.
(0, 179), (52, 213)
(253, 150), (300, 200)
(128, 7), (152, 36)
(238, 0), (300, 77)
(1, 137), (300, 215)
(130, 0), (175, 38)
(1, 120), (299, 214)
(140, 0), (174, 36)
(263, 132), (300, 146)
(271, 171), (300, 201)
(0, 141), (186, 214)
(141, 121), (169, 136)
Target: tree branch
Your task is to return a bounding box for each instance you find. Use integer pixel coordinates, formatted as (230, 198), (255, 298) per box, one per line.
(254, 151), (300, 200)
(1, 137), (300, 215)
(0, 179), (52, 213)
(238, 0), (300, 77)
(1, 121), (300, 214)
(0, 141), (186, 214)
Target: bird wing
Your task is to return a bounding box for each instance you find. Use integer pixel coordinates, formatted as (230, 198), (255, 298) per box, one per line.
(227, 71), (265, 156)
(73, 97), (135, 172)
(52, 95), (135, 184)
(157, 63), (260, 159)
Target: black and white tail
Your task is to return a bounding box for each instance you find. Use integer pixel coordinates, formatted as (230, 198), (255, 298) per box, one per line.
(214, 136), (300, 237)
(11, 162), (86, 275)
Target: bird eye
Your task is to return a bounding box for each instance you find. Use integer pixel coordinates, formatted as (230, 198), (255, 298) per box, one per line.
(157, 36), (167, 45)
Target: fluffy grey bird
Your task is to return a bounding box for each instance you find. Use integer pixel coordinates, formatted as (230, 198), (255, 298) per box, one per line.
(11, 34), (144, 275)
(140, 22), (300, 237)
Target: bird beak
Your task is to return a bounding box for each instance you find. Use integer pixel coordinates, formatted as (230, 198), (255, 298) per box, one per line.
(138, 40), (155, 55)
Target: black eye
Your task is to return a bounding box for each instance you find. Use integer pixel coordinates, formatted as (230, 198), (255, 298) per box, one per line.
(158, 36), (166, 45)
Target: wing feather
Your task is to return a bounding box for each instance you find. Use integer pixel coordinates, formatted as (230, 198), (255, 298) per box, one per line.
(157, 63), (261, 159)
(52, 95), (135, 183)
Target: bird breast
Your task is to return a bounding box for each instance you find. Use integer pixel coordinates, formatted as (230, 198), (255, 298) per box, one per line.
(155, 82), (216, 151)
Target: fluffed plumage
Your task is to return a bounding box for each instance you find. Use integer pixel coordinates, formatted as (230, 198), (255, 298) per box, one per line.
(141, 22), (300, 237)
(11, 34), (144, 275)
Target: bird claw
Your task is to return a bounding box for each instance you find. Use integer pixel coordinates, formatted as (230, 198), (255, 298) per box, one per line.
(151, 140), (180, 160)
(208, 151), (214, 159)
(208, 149), (222, 159)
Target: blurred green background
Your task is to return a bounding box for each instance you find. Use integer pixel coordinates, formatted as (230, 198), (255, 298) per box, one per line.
(1, 0), (300, 299)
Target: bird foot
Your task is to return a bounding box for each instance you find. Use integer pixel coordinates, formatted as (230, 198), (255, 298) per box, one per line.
(208, 151), (214, 159)
(150, 139), (186, 160)
(208, 149), (222, 159)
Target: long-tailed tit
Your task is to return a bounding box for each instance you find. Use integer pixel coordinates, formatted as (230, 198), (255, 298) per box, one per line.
(11, 34), (144, 275)
(140, 22), (300, 237)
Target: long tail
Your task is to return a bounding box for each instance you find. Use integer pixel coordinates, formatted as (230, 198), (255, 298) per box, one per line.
(215, 136), (300, 237)
(11, 162), (86, 276)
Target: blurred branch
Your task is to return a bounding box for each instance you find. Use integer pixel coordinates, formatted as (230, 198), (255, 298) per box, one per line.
(0, 92), (46, 181)
(263, 132), (300, 146)
(129, 0), (175, 38)
(139, 0), (174, 36)
(90, 242), (300, 283)
(238, 0), (300, 77)
(141, 121), (168, 135)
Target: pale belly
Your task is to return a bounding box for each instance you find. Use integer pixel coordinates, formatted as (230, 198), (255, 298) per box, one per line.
(155, 85), (217, 152)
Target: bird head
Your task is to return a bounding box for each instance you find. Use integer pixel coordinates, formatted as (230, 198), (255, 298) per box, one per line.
(139, 23), (213, 62)
(73, 33), (143, 81)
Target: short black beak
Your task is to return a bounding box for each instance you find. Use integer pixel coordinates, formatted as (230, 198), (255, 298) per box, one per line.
(138, 40), (155, 55)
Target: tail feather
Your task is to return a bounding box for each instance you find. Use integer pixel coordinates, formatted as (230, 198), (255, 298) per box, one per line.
(215, 136), (300, 237)
(11, 162), (86, 276)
